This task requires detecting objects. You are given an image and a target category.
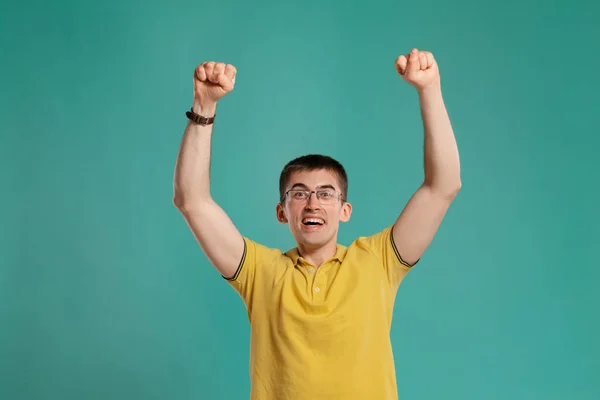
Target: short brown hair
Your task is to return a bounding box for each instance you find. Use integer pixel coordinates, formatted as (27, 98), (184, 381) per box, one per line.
(279, 154), (348, 203)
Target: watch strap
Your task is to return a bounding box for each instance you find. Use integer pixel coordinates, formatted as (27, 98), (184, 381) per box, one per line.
(186, 108), (216, 126)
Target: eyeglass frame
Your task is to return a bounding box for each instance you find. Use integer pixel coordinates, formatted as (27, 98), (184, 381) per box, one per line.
(281, 188), (345, 204)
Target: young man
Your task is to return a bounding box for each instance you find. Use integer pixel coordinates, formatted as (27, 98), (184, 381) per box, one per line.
(173, 48), (461, 400)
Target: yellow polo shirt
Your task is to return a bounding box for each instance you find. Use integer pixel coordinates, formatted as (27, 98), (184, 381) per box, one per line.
(224, 225), (417, 400)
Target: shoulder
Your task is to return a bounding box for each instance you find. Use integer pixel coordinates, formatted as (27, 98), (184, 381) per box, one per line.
(243, 236), (286, 259)
(224, 236), (291, 280)
(348, 225), (417, 269)
(351, 225), (395, 253)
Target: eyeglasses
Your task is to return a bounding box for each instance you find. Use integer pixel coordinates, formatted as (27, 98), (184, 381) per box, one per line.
(284, 189), (343, 205)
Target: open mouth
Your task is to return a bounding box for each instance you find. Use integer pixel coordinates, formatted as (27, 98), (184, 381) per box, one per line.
(302, 217), (325, 229)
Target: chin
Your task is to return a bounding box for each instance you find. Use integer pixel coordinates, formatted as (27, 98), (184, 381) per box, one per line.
(294, 228), (333, 247)
(300, 235), (326, 246)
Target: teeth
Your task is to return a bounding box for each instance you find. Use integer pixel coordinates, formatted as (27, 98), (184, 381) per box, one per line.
(303, 218), (324, 225)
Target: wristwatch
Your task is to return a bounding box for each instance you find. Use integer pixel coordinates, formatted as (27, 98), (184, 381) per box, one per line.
(186, 107), (216, 126)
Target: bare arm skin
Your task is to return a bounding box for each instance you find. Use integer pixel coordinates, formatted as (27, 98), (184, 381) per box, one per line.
(392, 49), (462, 266)
(173, 62), (244, 278)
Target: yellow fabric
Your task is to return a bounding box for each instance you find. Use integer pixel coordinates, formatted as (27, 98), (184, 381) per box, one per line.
(224, 225), (416, 400)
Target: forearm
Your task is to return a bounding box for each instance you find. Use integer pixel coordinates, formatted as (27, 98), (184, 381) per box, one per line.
(419, 84), (461, 195)
(173, 101), (218, 209)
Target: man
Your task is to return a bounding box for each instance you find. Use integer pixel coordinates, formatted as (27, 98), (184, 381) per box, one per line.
(173, 48), (461, 400)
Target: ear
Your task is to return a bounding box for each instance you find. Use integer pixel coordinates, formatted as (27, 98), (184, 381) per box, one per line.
(276, 203), (288, 223)
(339, 201), (352, 223)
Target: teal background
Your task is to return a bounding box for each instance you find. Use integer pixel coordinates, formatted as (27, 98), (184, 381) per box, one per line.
(1, 0), (599, 398)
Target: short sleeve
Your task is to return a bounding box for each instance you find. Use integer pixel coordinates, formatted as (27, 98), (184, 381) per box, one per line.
(222, 237), (279, 316)
(357, 225), (419, 287)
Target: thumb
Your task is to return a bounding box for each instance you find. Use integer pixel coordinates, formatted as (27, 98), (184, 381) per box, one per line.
(395, 55), (408, 75)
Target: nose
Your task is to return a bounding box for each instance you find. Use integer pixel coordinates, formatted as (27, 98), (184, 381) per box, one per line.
(304, 191), (321, 209)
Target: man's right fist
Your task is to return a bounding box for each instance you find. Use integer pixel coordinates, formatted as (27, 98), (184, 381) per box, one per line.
(194, 61), (236, 105)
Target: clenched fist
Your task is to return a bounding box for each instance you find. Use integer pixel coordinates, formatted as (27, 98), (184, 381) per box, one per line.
(193, 61), (237, 106)
(395, 49), (440, 91)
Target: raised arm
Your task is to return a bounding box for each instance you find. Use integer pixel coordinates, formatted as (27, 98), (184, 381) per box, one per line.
(391, 49), (462, 266)
(173, 61), (244, 279)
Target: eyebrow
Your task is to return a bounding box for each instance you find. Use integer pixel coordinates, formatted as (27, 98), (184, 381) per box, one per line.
(289, 183), (337, 191)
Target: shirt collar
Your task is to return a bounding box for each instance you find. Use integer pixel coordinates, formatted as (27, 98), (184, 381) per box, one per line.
(285, 244), (348, 266)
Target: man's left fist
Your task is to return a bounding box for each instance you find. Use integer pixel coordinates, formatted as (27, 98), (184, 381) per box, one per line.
(395, 48), (440, 90)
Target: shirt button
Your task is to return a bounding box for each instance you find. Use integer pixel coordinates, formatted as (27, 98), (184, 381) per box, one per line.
(309, 267), (316, 273)
(314, 287), (320, 292)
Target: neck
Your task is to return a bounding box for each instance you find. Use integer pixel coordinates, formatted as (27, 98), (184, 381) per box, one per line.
(297, 239), (338, 268)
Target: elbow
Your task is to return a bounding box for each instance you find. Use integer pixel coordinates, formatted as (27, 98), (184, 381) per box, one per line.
(452, 179), (462, 196)
(173, 194), (185, 211)
(439, 184), (461, 201)
(173, 181), (211, 212)
(425, 179), (462, 200)
(173, 197), (196, 216)
(172, 187), (186, 211)
(446, 178), (462, 198)
(451, 181), (462, 200)
(173, 192), (212, 215)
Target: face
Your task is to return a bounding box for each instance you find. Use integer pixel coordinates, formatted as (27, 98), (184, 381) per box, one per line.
(276, 169), (352, 249)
